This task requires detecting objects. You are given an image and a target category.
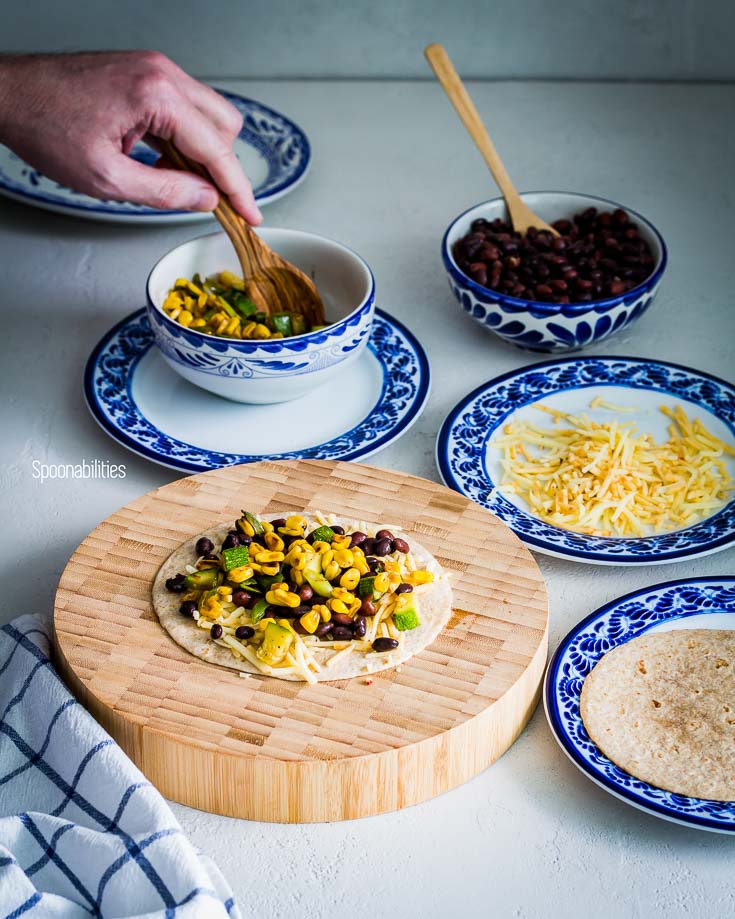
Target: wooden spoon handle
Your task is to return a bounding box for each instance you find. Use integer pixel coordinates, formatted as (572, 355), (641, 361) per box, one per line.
(424, 43), (523, 208)
(159, 140), (273, 312)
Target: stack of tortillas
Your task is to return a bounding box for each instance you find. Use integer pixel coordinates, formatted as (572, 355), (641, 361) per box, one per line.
(581, 629), (735, 801)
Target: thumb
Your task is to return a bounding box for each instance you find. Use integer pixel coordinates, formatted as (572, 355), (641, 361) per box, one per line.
(102, 156), (219, 211)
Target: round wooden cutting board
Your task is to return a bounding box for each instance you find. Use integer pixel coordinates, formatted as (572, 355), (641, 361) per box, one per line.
(54, 460), (548, 822)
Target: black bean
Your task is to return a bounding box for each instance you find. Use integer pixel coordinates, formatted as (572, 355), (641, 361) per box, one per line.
(179, 600), (198, 617)
(360, 597), (376, 616)
(315, 622), (333, 637)
(365, 556), (382, 572)
(222, 533), (240, 550)
(270, 518), (286, 528)
(376, 529), (394, 540)
(362, 538), (377, 555)
(373, 538), (392, 557)
(392, 537), (410, 554)
(350, 531), (368, 548)
(372, 637), (399, 652)
(394, 582), (413, 594)
(298, 584), (314, 603)
(165, 574), (186, 593)
(232, 590), (252, 608)
(210, 624), (223, 639)
(331, 613), (354, 627)
(196, 537), (214, 556)
(331, 525), (345, 536)
(353, 616), (367, 638)
(235, 626), (255, 640)
(331, 626), (353, 641)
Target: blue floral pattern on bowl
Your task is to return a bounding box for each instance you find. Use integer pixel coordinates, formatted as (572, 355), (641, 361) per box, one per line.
(436, 356), (735, 565)
(146, 293), (373, 379)
(545, 577), (735, 833)
(441, 192), (667, 353)
(0, 92), (310, 219)
(85, 308), (430, 472)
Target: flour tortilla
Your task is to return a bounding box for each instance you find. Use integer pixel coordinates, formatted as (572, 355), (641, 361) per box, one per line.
(580, 629), (735, 801)
(152, 515), (453, 682)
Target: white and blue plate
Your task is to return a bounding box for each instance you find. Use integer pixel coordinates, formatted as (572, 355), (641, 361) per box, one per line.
(545, 576), (735, 833)
(436, 356), (735, 566)
(85, 308), (429, 471)
(0, 91), (310, 224)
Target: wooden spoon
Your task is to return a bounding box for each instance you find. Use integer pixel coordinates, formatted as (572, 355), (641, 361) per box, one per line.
(424, 43), (557, 237)
(160, 140), (326, 326)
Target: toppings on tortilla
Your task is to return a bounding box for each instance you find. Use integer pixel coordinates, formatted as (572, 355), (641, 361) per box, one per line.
(164, 510), (437, 679)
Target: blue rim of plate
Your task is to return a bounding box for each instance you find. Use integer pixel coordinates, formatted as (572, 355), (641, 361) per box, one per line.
(436, 356), (735, 565)
(84, 308), (430, 472)
(0, 90), (310, 218)
(545, 576), (735, 833)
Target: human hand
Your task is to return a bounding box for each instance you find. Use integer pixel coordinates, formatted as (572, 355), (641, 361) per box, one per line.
(0, 51), (262, 222)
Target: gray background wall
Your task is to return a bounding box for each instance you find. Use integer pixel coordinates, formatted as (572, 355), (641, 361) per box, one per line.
(2, 0), (734, 80)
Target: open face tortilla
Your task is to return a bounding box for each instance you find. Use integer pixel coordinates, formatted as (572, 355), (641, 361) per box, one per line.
(580, 629), (735, 801)
(152, 515), (453, 682)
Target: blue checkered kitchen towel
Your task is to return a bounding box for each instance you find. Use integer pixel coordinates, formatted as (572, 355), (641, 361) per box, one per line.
(0, 615), (240, 918)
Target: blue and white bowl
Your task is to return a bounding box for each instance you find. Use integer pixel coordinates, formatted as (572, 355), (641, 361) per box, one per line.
(147, 229), (375, 403)
(442, 191), (667, 353)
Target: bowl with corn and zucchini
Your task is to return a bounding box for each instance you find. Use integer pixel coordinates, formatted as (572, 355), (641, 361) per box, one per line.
(146, 228), (375, 403)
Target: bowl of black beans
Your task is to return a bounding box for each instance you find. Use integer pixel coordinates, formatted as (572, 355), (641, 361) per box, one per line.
(442, 191), (667, 352)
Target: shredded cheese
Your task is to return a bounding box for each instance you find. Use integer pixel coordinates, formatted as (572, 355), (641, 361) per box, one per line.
(494, 403), (734, 537)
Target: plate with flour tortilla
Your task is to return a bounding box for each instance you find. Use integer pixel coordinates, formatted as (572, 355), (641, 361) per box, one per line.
(545, 577), (735, 833)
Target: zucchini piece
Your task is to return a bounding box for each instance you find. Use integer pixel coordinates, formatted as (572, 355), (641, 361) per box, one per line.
(222, 545), (250, 571)
(270, 312), (293, 337)
(236, 510), (265, 537)
(357, 575), (385, 600)
(256, 621), (293, 664)
(232, 294), (258, 320)
(290, 314), (307, 336)
(309, 525), (335, 543)
(393, 594), (421, 631)
(183, 568), (219, 591)
(250, 598), (269, 624)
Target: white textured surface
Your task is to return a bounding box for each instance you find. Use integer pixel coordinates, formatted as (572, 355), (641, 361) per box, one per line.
(1, 80), (735, 917)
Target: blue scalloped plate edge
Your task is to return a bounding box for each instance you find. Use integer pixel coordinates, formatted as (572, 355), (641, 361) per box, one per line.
(83, 307), (430, 472)
(544, 576), (735, 833)
(435, 355), (735, 566)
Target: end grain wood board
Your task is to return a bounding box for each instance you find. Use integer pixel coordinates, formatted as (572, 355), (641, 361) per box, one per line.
(54, 460), (548, 823)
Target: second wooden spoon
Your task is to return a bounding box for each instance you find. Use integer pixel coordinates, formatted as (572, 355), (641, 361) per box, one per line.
(424, 43), (557, 237)
(161, 140), (326, 326)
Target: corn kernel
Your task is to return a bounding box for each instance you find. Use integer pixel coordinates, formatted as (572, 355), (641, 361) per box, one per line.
(178, 309), (194, 328)
(374, 572), (390, 593)
(225, 316), (240, 336)
(219, 270), (245, 291)
(339, 567), (361, 590)
(333, 547), (354, 568)
(259, 563), (280, 577)
(286, 515), (307, 531)
(257, 617), (276, 631)
(299, 610), (320, 634)
(253, 550), (284, 564)
(314, 604), (331, 623)
(321, 549), (335, 568)
(197, 292), (208, 310)
(217, 586), (232, 597)
(253, 323), (271, 339)
(313, 540), (331, 554)
(323, 560), (340, 581)
(329, 598), (350, 616)
(249, 541), (265, 554)
(265, 531), (285, 552)
(291, 568), (304, 586)
(262, 521), (274, 533)
(331, 533), (352, 547)
(406, 570), (434, 586)
(277, 619), (296, 633)
(227, 565), (253, 584)
(332, 587), (355, 604)
(190, 318), (207, 328)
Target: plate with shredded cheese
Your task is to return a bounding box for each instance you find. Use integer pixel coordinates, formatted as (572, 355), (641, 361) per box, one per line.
(437, 357), (735, 565)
